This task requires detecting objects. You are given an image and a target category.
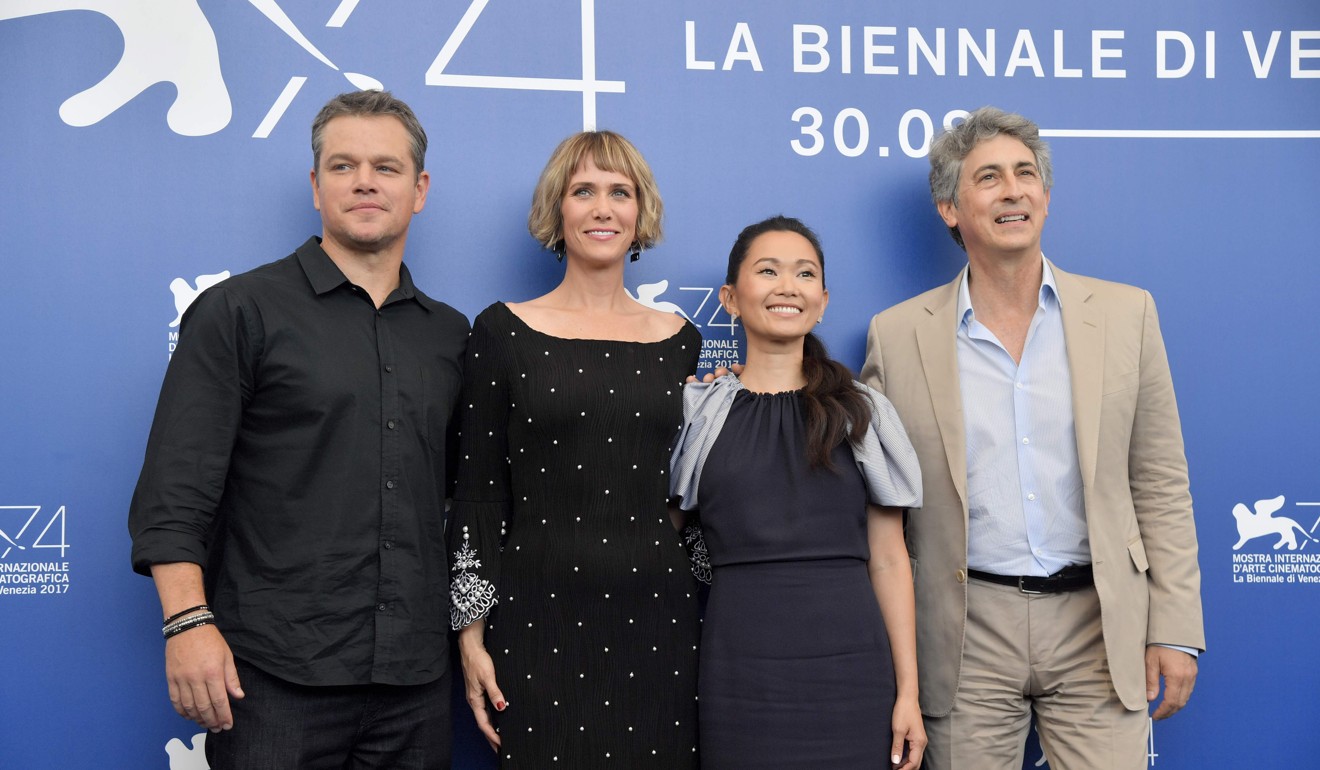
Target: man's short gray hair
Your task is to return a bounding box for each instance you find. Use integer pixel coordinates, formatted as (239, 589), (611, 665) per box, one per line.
(928, 107), (1053, 249)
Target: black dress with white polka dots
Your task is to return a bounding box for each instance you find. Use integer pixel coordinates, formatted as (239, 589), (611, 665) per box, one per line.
(449, 302), (701, 768)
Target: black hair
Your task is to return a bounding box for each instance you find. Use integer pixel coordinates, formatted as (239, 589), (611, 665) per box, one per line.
(726, 216), (870, 469)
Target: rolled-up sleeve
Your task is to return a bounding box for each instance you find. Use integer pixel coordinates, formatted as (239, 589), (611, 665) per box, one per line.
(128, 286), (258, 575)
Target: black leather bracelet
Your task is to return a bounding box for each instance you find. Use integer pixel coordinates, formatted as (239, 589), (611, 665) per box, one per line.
(163, 604), (211, 626)
(163, 612), (216, 640)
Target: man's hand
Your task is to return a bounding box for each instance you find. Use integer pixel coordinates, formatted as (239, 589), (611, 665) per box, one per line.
(1146, 645), (1197, 720)
(150, 563), (242, 731)
(165, 624), (244, 731)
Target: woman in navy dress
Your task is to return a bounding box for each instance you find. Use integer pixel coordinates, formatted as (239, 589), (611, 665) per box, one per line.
(671, 216), (927, 769)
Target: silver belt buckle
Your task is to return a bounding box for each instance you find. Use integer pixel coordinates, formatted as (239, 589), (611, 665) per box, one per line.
(1018, 576), (1044, 595)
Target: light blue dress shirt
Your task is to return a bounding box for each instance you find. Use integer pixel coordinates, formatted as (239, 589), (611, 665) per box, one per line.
(958, 258), (1090, 577)
(955, 258), (1199, 657)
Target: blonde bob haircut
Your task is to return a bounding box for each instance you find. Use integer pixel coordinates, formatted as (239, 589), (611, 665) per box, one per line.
(528, 131), (664, 252)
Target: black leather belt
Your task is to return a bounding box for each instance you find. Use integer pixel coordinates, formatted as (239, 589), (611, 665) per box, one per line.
(967, 564), (1093, 594)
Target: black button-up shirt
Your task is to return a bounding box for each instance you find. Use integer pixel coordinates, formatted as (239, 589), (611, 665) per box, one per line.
(130, 237), (468, 686)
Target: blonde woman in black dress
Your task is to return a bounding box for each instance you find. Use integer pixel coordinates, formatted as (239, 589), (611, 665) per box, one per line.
(448, 131), (701, 768)
(672, 216), (926, 769)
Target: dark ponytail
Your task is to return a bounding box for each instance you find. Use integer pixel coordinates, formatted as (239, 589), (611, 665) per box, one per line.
(801, 332), (871, 469)
(726, 216), (871, 469)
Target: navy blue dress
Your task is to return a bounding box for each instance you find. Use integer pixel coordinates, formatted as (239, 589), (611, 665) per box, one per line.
(671, 379), (922, 768)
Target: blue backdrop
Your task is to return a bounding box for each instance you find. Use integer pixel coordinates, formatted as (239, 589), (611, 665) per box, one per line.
(2, 1), (1318, 767)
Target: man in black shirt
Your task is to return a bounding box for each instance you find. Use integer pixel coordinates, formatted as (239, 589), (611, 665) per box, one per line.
(129, 90), (468, 768)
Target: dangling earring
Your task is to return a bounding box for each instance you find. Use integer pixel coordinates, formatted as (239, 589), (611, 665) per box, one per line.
(548, 241), (565, 262)
(629, 242), (641, 262)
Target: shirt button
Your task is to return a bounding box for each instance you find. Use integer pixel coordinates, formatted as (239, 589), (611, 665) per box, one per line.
(1015, 382), (1023, 389)
(383, 541), (395, 550)
(386, 480), (396, 489)
(1027, 493), (1037, 501)
(384, 365), (394, 373)
(387, 420), (397, 430)
(1021, 437), (1030, 445)
(956, 569), (967, 583)
(376, 603), (387, 612)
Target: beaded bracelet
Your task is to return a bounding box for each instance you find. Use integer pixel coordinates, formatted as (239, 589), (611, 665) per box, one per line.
(163, 611), (216, 640)
(163, 604), (211, 626)
(163, 619), (214, 640)
(162, 609), (214, 631)
(162, 610), (212, 632)
(163, 614), (214, 639)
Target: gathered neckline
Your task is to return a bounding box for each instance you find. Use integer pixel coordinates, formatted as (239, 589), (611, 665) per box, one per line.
(736, 387), (804, 399)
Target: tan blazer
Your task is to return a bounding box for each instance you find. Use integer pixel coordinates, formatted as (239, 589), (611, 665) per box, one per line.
(861, 260), (1205, 716)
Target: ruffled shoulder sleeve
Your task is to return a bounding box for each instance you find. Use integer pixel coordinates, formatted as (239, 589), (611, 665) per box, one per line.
(850, 381), (923, 509)
(668, 374), (743, 511)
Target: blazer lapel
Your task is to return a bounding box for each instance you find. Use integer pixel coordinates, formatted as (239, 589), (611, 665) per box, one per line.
(1054, 261), (1104, 490)
(915, 275), (969, 511)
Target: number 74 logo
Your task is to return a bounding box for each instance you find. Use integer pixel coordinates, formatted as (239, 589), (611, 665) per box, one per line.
(628, 281), (738, 332)
(0, 506), (69, 560)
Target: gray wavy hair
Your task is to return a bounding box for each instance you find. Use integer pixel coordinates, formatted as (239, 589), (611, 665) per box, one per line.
(928, 107), (1053, 249)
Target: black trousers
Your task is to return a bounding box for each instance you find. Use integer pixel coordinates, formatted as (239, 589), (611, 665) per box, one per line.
(206, 658), (452, 770)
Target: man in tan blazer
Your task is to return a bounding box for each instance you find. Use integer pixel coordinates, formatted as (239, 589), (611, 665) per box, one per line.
(862, 107), (1204, 770)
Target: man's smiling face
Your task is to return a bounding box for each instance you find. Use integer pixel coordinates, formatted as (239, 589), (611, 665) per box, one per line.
(939, 134), (1050, 261)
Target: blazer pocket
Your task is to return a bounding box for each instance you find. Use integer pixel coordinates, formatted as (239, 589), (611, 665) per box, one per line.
(1103, 368), (1140, 397)
(1127, 536), (1150, 573)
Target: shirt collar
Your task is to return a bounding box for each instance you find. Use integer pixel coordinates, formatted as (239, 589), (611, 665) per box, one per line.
(1040, 256), (1061, 308)
(295, 236), (425, 309)
(957, 253), (1060, 330)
